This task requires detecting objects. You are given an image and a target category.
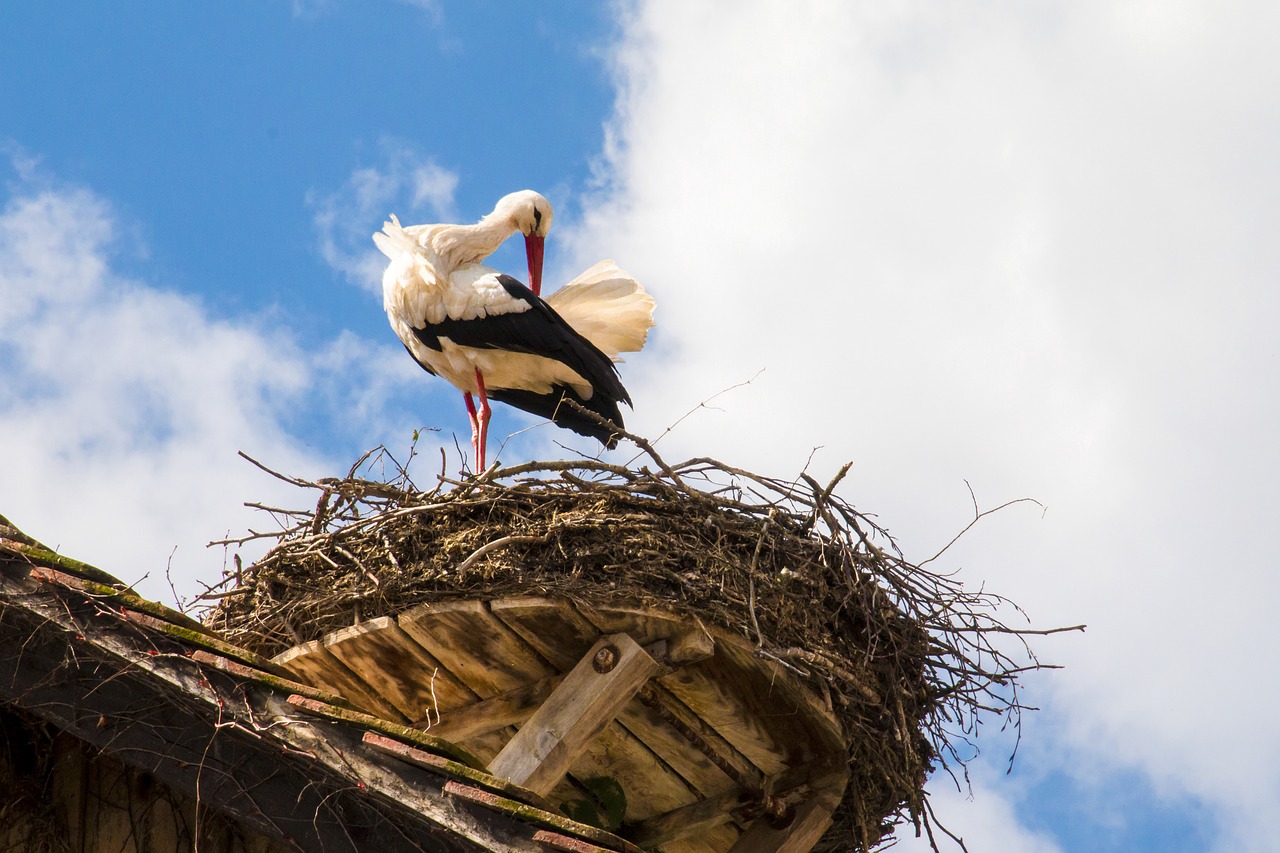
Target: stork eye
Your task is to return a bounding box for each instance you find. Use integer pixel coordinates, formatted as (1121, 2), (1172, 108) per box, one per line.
(533, 208), (543, 227)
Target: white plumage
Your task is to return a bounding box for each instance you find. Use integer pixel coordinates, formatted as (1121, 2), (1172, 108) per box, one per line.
(544, 260), (656, 360)
(373, 191), (655, 470)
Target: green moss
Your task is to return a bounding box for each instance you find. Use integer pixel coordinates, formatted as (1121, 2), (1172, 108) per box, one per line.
(6, 542), (124, 587)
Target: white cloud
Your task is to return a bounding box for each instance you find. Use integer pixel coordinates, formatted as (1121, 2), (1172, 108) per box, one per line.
(893, 774), (1063, 853)
(571, 0), (1280, 847)
(308, 139), (459, 293)
(0, 162), (442, 606)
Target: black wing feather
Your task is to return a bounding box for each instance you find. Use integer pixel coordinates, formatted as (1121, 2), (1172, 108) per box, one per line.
(410, 274), (629, 406)
(410, 275), (631, 445)
(489, 385), (624, 447)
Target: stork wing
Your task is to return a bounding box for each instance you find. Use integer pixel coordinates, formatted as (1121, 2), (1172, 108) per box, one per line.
(409, 275), (630, 408)
(544, 260), (655, 360)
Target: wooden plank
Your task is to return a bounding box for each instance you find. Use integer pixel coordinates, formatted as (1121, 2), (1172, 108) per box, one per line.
(430, 672), (565, 741)
(575, 602), (716, 667)
(286, 695), (486, 770)
(398, 600), (553, 698)
(615, 696), (737, 797)
(462, 727), (517, 764)
(535, 600), (737, 805)
(362, 731), (558, 812)
(682, 822), (742, 853)
(639, 683), (763, 790)
(665, 829), (741, 853)
(628, 762), (847, 851)
(321, 616), (475, 722)
(728, 785), (841, 853)
(491, 596), (602, 670)
(399, 594), (701, 819)
(273, 639), (409, 722)
(396, 600), (556, 774)
(190, 649), (350, 708)
(495, 597), (731, 796)
(714, 638), (844, 765)
(655, 635), (846, 779)
(563, 717), (699, 823)
(443, 782), (645, 853)
(531, 829), (618, 853)
(489, 633), (659, 795)
(626, 787), (748, 848)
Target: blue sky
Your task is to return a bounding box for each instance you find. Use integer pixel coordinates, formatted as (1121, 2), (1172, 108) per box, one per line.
(4, 2), (1279, 852)
(4, 2), (614, 356)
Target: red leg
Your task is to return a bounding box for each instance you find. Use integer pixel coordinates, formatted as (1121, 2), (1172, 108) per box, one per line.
(463, 392), (480, 469)
(473, 369), (491, 470)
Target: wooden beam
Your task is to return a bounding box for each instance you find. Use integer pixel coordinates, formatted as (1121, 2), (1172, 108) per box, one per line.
(625, 760), (848, 849)
(488, 633), (659, 795)
(726, 786), (842, 853)
(625, 787), (749, 847)
(425, 632), (713, 742)
(531, 829), (620, 852)
(443, 782), (645, 853)
(428, 672), (565, 740)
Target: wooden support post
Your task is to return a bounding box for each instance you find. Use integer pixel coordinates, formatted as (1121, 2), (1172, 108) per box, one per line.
(726, 788), (841, 853)
(487, 632), (659, 795)
(626, 787), (749, 847)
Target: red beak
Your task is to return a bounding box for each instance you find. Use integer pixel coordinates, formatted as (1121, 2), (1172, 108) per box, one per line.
(525, 234), (545, 297)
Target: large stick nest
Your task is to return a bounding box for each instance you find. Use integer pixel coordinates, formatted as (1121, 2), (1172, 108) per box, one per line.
(202, 446), (1067, 851)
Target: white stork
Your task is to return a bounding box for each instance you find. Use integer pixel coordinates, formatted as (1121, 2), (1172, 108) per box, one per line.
(374, 191), (655, 470)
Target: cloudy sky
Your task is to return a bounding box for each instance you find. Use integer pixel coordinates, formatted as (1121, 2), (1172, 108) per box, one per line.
(3, 2), (1277, 850)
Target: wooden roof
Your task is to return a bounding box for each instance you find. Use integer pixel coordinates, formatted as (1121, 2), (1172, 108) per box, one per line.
(0, 517), (642, 853)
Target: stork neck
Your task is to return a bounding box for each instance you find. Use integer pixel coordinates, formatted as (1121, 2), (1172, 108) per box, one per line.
(432, 216), (518, 270)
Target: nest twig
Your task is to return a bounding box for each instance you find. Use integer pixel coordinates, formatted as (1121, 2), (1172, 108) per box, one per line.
(201, 444), (1080, 851)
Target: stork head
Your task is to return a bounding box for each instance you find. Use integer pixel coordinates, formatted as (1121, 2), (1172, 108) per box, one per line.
(488, 190), (553, 296)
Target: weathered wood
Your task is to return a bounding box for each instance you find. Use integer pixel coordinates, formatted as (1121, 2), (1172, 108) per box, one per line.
(269, 595), (851, 851)
(572, 602), (692, 645)
(286, 694), (486, 770)
(273, 638), (408, 721)
(639, 682), (763, 790)
(191, 649), (350, 708)
(658, 647), (814, 777)
(531, 829), (618, 853)
(401, 594), (696, 819)
(496, 598), (731, 799)
(490, 596), (601, 670)
(443, 781), (645, 853)
(726, 785), (842, 853)
(430, 672), (565, 741)
(627, 762), (848, 850)
(488, 633), (659, 795)
(675, 823), (742, 853)
(560, 714), (700, 822)
(627, 787), (748, 847)
(0, 572), (549, 852)
(399, 599), (553, 697)
(362, 731), (558, 811)
(322, 615), (475, 721)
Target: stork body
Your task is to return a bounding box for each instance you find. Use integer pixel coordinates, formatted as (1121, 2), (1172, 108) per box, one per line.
(374, 192), (654, 470)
